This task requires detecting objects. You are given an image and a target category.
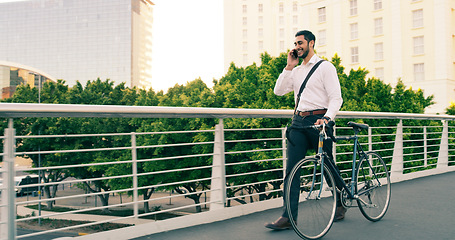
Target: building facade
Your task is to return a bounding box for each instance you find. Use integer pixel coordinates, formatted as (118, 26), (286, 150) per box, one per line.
(224, 0), (455, 113)
(0, 0), (154, 89)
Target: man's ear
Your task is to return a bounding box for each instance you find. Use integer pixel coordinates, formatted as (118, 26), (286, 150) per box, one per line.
(310, 40), (315, 48)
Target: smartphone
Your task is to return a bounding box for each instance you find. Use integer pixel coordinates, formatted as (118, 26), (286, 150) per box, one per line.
(291, 50), (298, 59)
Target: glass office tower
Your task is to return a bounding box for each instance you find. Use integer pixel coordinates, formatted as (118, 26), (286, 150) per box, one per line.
(0, 0), (154, 89)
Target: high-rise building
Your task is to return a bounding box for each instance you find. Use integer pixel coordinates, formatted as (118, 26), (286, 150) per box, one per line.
(0, 0), (154, 90)
(224, 0), (455, 113)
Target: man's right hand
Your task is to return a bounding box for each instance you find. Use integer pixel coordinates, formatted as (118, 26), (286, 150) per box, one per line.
(285, 50), (299, 70)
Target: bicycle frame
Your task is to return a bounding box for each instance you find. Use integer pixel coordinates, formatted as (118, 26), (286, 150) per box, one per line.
(313, 124), (381, 202)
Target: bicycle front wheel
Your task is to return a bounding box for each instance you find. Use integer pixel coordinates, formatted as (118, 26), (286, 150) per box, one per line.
(285, 157), (337, 240)
(356, 151), (391, 221)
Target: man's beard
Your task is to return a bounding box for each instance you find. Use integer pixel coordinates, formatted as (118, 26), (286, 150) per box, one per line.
(300, 47), (309, 59)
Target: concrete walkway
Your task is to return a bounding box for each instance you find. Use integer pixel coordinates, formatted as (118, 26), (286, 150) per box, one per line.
(132, 171), (455, 240)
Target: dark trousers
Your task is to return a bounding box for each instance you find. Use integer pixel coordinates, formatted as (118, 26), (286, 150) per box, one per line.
(282, 114), (343, 220)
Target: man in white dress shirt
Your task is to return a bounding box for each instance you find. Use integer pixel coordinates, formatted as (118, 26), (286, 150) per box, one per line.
(265, 30), (345, 230)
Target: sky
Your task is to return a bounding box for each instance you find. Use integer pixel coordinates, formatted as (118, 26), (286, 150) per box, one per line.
(1, 0), (225, 93)
(150, 0), (225, 92)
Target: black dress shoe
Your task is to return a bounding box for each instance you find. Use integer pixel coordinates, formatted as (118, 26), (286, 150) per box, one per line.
(264, 217), (291, 230)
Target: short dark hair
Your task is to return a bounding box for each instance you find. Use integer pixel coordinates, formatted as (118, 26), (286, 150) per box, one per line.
(295, 30), (316, 46)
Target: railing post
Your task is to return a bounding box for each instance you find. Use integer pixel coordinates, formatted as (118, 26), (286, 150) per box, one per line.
(210, 119), (226, 211)
(331, 126), (336, 163)
(282, 128), (287, 176)
(131, 132), (139, 218)
(424, 126), (428, 167)
(437, 120), (449, 171)
(368, 127), (373, 152)
(367, 126), (373, 176)
(391, 120), (404, 182)
(1, 119), (17, 240)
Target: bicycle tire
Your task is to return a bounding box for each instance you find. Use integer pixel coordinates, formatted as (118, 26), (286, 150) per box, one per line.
(285, 157), (337, 240)
(356, 151), (391, 221)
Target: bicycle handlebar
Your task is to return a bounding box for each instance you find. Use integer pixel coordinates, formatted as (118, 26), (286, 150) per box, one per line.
(298, 121), (369, 143)
(305, 121), (337, 142)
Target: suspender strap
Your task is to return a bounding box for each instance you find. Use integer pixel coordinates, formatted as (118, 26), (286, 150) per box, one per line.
(294, 60), (325, 114)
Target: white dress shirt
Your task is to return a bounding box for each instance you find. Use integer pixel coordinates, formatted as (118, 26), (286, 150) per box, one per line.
(274, 54), (343, 120)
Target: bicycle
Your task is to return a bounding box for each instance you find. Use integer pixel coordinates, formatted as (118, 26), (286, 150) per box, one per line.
(285, 121), (391, 239)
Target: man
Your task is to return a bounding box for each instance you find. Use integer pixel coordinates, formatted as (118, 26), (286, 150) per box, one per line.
(265, 30), (344, 230)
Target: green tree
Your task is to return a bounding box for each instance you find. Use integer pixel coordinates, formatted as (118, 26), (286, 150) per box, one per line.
(2, 79), (142, 210)
(137, 79), (217, 212)
(3, 80), (71, 208)
(64, 79), (138, 212)
(445, 102), (455, 115)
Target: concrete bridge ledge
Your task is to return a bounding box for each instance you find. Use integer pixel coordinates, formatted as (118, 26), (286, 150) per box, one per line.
(75, 198), (283, 240)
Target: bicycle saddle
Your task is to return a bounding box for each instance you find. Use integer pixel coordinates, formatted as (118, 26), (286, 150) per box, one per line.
(347, 121), (369, 131)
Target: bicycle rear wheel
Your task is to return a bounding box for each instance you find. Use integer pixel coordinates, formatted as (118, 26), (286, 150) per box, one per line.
(356, 151), (391, 221)
(285, 157), (337, 240)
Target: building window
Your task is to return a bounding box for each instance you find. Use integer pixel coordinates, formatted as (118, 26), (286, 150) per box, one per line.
(293, 15), (298, 25)
(350, 23), (358, 40)
(374, 18), (383, 35)
(318, 30), (327, 46)
(243, 17), (247, 26)
(375, 68), (384, 80)
(318, 7), (326, 23)
(280, 40), (285, 50)
(351, 47), (359, 63)
(243, 29), (248, 39)
(258, 4), (263, 13)
(279, 16), (284, 25)
(414, 63), (424, 81)
(375, 42), (384, 60)
(243, 54), (248, 64)
(293, 2), (298, 12)
(413, 36), (424, 55)
(258, 41), (263, 50)
(350, 0), (358, 16)
(279, 28), (285, 38)
(258, 16), (263, 26)
(242, 5), (247, 14)
(243, 42), (248, 51)
(279, 3), (284, 13)
(373, 0), (382, 10)
(412, 9), (423, 28)
(258, 28), (263, 38)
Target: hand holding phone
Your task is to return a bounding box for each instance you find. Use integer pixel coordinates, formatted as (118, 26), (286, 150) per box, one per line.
(291, 49), (298, 59)
(285, 49), (300, 70)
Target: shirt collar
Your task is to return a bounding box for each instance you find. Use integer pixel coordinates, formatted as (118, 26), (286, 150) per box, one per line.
(301, 54), (320, 67)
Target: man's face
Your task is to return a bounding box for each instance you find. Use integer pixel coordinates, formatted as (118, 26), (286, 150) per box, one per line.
(294, 35), (312, 59)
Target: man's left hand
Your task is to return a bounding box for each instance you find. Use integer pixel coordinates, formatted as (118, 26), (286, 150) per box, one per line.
(315, 117), (330, 125)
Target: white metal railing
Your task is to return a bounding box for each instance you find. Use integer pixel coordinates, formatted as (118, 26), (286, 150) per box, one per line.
(1, 103), (455, 239)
